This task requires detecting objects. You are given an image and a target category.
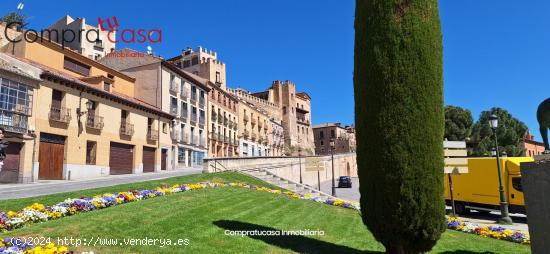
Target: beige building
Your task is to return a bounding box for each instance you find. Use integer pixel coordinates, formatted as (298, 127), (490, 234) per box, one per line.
(269, 119), (285, 156)
(313, 123), (356, 155)
(47, 15), (116, 60)
(0, 26), (173, 183)
(236, 99), (271, 156)
(169, 47), (238, 157)
(99, 48), (210, 168)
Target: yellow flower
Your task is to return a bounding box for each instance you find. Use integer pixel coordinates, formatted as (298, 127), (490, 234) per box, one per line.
(7, 210), (17, 217)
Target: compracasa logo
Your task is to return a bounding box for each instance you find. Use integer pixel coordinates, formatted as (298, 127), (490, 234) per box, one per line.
(3, 15), (162, 48)
(97, 16), (162, 43)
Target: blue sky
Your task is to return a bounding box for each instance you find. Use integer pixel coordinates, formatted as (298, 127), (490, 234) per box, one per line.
(1, 1), (548, 141)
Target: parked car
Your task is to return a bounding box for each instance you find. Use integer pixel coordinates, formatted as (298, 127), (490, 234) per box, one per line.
(338, 176), (352, 188)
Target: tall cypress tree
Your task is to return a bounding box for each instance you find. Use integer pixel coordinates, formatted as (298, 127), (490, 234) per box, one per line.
(354, 1), (445, 253)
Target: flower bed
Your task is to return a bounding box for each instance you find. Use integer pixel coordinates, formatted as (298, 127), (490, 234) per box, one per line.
(0, 182), (359, 234)
(0, 239), (69, 254)
(446, 216), (529, 244)
(0, 181), (529, 246)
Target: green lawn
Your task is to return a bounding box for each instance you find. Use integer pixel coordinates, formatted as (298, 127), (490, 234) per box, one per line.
(1, 172), (530, 253)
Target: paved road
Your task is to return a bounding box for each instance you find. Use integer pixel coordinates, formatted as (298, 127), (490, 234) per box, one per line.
(319, 177), (360, 201)
(318, 177), (529, 233)
(0, 168), (202, 200)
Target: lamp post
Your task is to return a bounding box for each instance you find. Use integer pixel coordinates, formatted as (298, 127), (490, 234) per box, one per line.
(489, 114), (513, 224)
(330, 139), (336, 197)
(298, 147), (303, 184)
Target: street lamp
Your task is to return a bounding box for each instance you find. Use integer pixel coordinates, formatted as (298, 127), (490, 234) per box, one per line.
(298, 147), (303, 184)
(489, 114), (513, 224)
(330, 139), (336, 197)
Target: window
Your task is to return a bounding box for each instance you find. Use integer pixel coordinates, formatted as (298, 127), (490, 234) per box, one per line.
(191, 85), (197, 100)
(320, 131), (324, 139)
(63, 56), (90, 76)
(0, 77), (33, 115)
(512, 177), (523, 192)
(321, 140), (324, 146)
(243, 143), (248, 156)
(331, 130), (335, 138)
(183, 60), (191, 68)
(86, 141), (97, 165)
(163, 123), (168, 133)
(215, 71), (221, 84)
(170, 97), (177, 114)
(191, 57), (199, 65)
(103, 82), (111, 92)
(178, 147), (185, 162)
(282, 106), (287, 114)
(181, 102), (188, 118)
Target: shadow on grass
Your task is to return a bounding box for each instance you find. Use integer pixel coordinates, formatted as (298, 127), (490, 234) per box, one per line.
(213, 220), (382, 254)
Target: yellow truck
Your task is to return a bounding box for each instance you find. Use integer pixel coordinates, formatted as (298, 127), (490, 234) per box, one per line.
(444, 157), (534, 215)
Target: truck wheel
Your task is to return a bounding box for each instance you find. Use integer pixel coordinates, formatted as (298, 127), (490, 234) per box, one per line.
(455, 203), (469, 215)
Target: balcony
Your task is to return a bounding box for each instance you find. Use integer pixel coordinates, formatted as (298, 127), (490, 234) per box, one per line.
(199, 117), (205, 127)
(194, 136), (201, 146)
(297, 118), (310, 125)
(180, 89), (188, 100)
(232, 139), (239, 146)
(120, 122), (134, 136)
(223, 116), (228, 126)
(224, 136), (229, 144)
(181, 110), (188, 120)
(211, 112), (217, 121)
(190, 114), (198, 125)
(169, 82), (178, 93)
(233, 123), (238, 130)
(170, 107), (177, 115)
(181, 133), (189, 143)
(86, 114), (104, 130)
(251, 133), (257, 141)
(258, 121), (263, 128)
(190, 94), (197, 104)
(171, 130), (179, 141)
(243, 115), (249, 122)
(14, 104), (31, 116)
(217, 133), (223, 142)
(243, 129), (249, 138)
(147, 127), (159, 141)
(217, 116), (223, 125)
(209, 132), (218, 141)
(199, 98), (205, 108)
(0, 109), (28, 134)
(49, 105), (71, 123)
(251, 117), (256, 126)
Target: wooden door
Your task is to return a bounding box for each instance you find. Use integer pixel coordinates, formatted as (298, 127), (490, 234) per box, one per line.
(38, 133), (65, 180)
(109, 142), (133, 175)
(142, 146), (155, 173)
(161, 149), (167, 171)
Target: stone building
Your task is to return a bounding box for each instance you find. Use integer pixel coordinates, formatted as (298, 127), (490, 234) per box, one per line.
(47, 15), (116, 60)
(235, 99), (271, 157)
(522, 132), (545, 157)
(313, 123), (356, 155)
(168, 47), (239, 157)
(269, 119), (285, 156)
(250, 80), (315, 155)
(99, 48), (210, 167)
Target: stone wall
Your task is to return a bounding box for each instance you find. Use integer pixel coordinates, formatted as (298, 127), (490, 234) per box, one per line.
(203, 152), (357, 187)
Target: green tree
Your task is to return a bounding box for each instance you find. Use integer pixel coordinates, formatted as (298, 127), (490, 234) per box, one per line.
(354, 0), (445, 253)
(470, 107), (528, 157)
(444, 105), (473, 141)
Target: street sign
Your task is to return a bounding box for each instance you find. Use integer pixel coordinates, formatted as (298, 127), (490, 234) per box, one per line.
(305, 157), (325, 171)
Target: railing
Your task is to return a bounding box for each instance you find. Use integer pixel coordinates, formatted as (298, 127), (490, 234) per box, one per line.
(147, 127), (159, 141)
(251, 118), (256, 125)
(86, 113), (104, 130)
(14, 104), (32, 116)
(217, 116), (223, 124)
(211, 112), (217, 121)
(190, 114), (197, 125)
(190, 93), (197, 104)
(199, 117), (205, 126)
(169, 82), (178, 93)
(120, 122), (134, 136)
(243, 115), (249, 122)
(49, 105), (71, 123)
(199, 98), (205, 108)
(224, 136), (229, 144)
(181, 89), (188, 99)
(181, 110), (188, 120)
(210, 132), (218, 141)
(233, 123), (238, 130)
(243, 129), (249, 138)
(223, 116), (228, 126)
(217, 133), (223, 142)
(181, 133), (189, 143)
(170, 107), (177, 115)
(258, 121), (263, 128)
(232, 139), (239, 146)
(194, 136), (201, 146)
(0, 109), (27, 134)
(171, 130), (179, 141)
(251, 133), (257, 140)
